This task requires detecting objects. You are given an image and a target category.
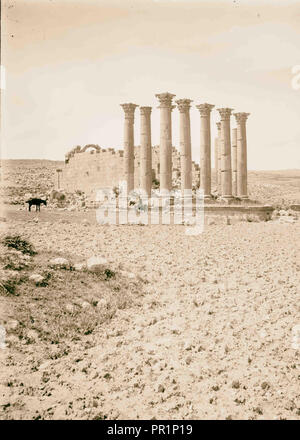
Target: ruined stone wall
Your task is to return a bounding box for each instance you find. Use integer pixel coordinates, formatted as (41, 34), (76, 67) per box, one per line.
(60, 145), (200, 198)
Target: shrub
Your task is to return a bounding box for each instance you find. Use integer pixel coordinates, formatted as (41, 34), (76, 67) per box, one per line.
(0, 278), (18, 295)
(104, 269), (115, 280)
(1, 251), (31, 271)
(2, 235), (37, 256)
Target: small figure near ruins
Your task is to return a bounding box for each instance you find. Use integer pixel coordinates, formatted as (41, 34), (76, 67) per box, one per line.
(26, 198), (47, 212)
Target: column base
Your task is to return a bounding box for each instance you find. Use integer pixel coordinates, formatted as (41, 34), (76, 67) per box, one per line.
(220, 196), (234, 205)
(204, 194), (212, 199)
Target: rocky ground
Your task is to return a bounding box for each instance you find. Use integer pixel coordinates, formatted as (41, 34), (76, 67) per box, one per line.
(0, 206), (299, 420)
(0, 161), (299, 420)
(0, 160), (63, 205)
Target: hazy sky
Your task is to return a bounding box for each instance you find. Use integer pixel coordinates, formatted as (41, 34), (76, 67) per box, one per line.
(1, 0), (300, 169)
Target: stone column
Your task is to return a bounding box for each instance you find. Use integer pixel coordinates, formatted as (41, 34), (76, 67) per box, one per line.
(140, 106), (152, 196)
(56, 168), (62, 190)
(217, 108), (234, 199)
(196, 103), (215, 198)
(234, 112), (250, 199)
(214, 138), (219, 191)
(120, 103), (138, 194)
(155, 92), (176, 192)
(216, 122), (222, 195)
(176, 99), (193, 192)
(231, 128), (237, 196)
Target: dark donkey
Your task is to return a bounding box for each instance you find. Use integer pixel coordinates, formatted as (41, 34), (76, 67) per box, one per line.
(26, 198), (47, 212)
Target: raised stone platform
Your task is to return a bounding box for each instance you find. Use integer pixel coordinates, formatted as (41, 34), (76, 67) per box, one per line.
(94, 201), (274, 225)
(202, 204), (274, 221)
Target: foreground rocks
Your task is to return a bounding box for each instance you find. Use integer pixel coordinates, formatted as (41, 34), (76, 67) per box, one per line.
(86, 256), (108, 273)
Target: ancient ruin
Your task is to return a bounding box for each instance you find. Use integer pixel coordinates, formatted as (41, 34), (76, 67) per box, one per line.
(59, 92), (250, 202)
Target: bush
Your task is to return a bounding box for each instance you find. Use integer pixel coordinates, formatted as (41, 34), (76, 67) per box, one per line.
(2, 235), (37, 256)
(1, 251), (31, 271)
(0, 276), (18, 295)
(104, 269), (115, 280)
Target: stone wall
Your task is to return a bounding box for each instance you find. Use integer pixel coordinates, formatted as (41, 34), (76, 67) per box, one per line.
(59, 145), (200, 198)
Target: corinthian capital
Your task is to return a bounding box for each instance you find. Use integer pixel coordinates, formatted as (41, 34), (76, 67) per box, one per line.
(140, 106), (152, 116)
(217, 108), (234, 120)
(155, 92), (176, 108)
(120, 103), (138, 119)
(176, 98), (193, 113)
(233, 112), (250, 123)
(216, 122), (221, 130)
(196, 103), (215, 117)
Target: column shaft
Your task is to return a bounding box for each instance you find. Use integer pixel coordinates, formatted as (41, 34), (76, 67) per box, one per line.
(234, 113), (250, 198)
(217, 122), (222, 195)
(232, 128), (237, 196)
(120, 103), (138, 194)
(140, 107), (152, 196)
(176, 99), (192, 192)
(214, 138), (218, 191)
(155, 92), (175, 192)
(196, 103), (215, 198)
(217, 108), (233, 198)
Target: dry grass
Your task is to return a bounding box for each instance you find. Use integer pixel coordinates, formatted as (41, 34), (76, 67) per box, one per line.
(0, 237), (144, 358)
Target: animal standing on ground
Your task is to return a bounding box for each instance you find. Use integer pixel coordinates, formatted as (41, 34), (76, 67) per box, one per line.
(26, 198), (47, 212)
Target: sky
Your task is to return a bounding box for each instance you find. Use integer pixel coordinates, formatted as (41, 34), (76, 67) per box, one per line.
(1, 0), (300, 169)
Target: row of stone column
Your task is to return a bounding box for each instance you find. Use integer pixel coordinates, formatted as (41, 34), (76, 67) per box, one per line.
(121, 94), (249, 199)
(214, 110), (250, 199)
(120, 103), (152, 196)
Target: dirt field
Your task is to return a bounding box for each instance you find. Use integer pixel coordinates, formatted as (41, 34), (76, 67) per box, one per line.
(0, 161), (299, 420)
(0, 202), (299, 420)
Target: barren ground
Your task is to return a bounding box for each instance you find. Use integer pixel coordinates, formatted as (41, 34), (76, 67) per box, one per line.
(0, 163), (299, 420)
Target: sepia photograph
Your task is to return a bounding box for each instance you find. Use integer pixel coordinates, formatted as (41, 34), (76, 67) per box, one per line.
(0, 0), (299, 425)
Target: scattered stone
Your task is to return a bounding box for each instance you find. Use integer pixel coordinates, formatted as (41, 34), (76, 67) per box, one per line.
(66, 304), (75, 313)
(6, 320), (19, 331)
(157, 384), (165, 393)
(49, 257), (70, 269)
(81, 301), (90, 309)
(29, 273), (45, 284)
(97, 299), (107, 308)
(26, 329), (38, 340)
(185, 356), (192, 365)
(86, 256), (108, 273)
(120, 270), (136, 279)
(279, 216), (296, 224)
(183, 341), (193, 351)
(261, 381), (270, 390)
(39, 361), (51, 370)
(74, 263), (86, 271)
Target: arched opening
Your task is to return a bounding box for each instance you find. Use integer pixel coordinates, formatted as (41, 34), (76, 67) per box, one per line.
(81, 144), (101, 153)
